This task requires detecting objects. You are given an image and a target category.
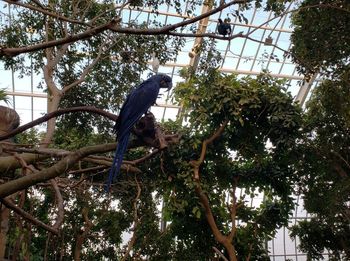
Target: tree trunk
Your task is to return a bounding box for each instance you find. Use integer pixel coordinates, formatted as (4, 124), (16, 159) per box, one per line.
(41, 93), (61, 148)
(0, 106), (20, 259)
(0, 105), (20, 147)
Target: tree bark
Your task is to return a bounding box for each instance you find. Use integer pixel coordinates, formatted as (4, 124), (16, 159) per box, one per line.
(74, 207), (93, 261)
(0, 106), (20, 259)
(0, 106), (20, 154)
(0, 143), (117, 198)
(0, 204), (10, 259)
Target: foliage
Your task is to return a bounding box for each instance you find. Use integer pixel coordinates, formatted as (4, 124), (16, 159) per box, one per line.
(162, 70), (302, 259)
(0, 88), (10, 104)
(291, 69), (350, 259)
(0, 0), (329, 260)
(1, 69), (303, 260)
(15, 128), (44, 145)
(290, 0), (350, 78)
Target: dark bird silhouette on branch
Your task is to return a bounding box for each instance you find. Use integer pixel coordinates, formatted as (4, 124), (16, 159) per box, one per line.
(218, 18), (232, 37)
(106, 74), (173, 191)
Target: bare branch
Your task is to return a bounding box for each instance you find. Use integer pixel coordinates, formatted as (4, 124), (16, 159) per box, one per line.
(129, 149), (160, 165)
(0, 106), (117, 141)
(0, 152), (48, 173)
(3, 0), (92, 27)
(0, 19), (120, 57)
(0, 198), (59, 235)
(1, 0), (243, 57)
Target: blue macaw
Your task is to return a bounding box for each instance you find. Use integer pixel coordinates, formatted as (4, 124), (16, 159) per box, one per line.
(218, 18), (232, 37)
(106, 74), (173, 191)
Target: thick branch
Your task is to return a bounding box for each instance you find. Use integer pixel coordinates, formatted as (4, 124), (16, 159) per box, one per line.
(228, 177), (239, 242)
(190, 120), (237, 261)
(0, 198), (59, 235)
(0, 19), (120, 57)
(195, 184), (226, 244)
(0, 142), (117, 198)
(0, 106), (117, 141)
(0, 153), (48, 173)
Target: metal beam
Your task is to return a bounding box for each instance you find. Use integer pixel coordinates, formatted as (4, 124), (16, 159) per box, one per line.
(295, 73), (317, 105)
(161, 62), (305, 80)
(188, 0), (213, 69)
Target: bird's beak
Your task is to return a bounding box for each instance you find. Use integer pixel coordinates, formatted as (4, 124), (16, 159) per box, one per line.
(167, 82), (173, 91)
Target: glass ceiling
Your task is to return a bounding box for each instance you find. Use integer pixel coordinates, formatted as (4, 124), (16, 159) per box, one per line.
(0, 2), (325, 260)
(0, 1), (320, 124)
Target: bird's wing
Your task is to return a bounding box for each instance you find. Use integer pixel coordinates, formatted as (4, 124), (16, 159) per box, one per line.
(113, 92), (132, 134)
(116, 81), (159, 139)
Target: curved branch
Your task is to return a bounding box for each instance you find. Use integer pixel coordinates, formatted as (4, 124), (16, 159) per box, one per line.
(0, 106), (117, 141)
(0, 19), (120, 57)
(0, 198), (59, 235)
(1, 0), (243, 57)
(190, 120), (229, 179)
(189, 121), (237, 261)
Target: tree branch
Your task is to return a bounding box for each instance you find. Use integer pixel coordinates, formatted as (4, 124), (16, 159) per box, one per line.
(228, 177), (239, 242)
(0, 19), (120, 57)
(0, 106), (117, 141)
(1, 0), (243, 57)
(121, 175), (141, 261)
(0, 142), (117, 198)
(190, 120), (238, 261)
(212, 246), (229, 261)
(190, 120), (229, 179)
(62, 39), (107, 94)
(50, 179), (64, 230)
(3, 0), (92, 27)
(74, 207), (93, 261)
(0, 198), (59, 235)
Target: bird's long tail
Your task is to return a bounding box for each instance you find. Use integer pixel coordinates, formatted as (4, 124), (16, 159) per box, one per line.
(105, 132), (130, 192)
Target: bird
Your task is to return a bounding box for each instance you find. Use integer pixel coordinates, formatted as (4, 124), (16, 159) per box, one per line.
(217, 18), (232, 37)
(106, 74), (173, 191)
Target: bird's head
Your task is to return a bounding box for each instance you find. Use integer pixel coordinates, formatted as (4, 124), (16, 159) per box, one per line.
(156, 74), (173, 91)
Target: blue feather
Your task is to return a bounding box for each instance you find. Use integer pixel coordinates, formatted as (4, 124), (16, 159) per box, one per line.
(105, 132), (130, 191)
